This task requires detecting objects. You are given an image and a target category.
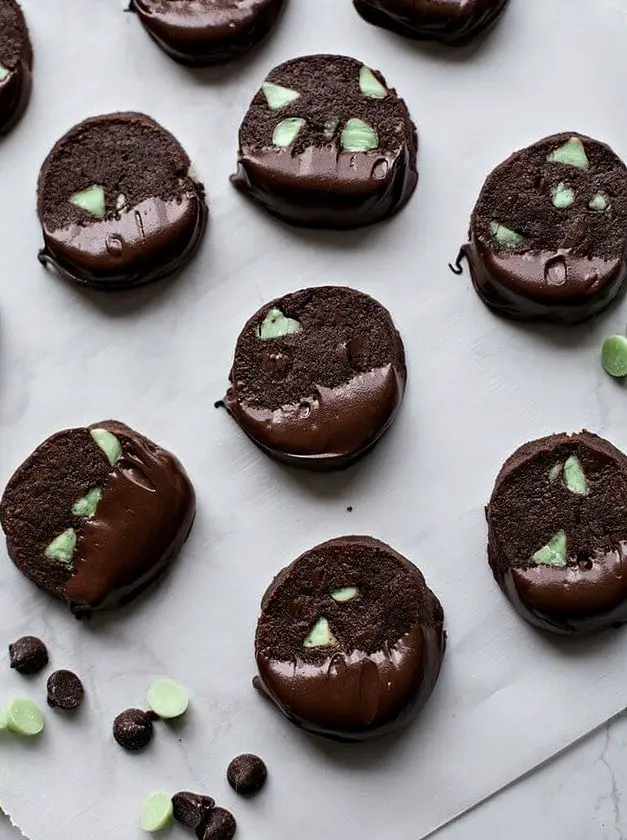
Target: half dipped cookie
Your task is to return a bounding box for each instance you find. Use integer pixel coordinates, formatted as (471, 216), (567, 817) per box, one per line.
(224, 286), (406, 469)
(231, 55), (418, 229)
(254, 536), (445, 741)
(0, 0), (32, 134)
(37, 113), (208, 289)
(460, 133), (627, 322)
(0, 421), (195, 617)
(488, 431), (627, 635)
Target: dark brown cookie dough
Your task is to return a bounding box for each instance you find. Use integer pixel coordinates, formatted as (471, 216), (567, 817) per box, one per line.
(0, 420), (195, 618)
(254, 536), (445, 741)
(354, 0), (508, 45)
(130, 0), (285, 66)
(0, 0), (31, 134)
(231, 54), (418, 229)
(37, 113), (207, 289)
(488, 431), (627, 635)
(459, 133), (627, 322)
(224, 286), (406, 470)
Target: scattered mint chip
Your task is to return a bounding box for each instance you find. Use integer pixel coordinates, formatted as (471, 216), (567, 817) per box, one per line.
(324, 118), (339, 140)
(359, 66), (387, 99)
(72, 487), (103, 517)
(0, 64), (9, 82)
(140, 793), (174, 833)
(563, 455), (588, 496)
(303, 617), (337, 648)
(262, 81), (301, 110)
(147, 679), (189, 720)
(6, 699), (45, 736)
(549, 463), (563, 483)
(547, 137), (589, 170)
(589, 192), (609, 212)
(532, 530), (567, 568)
(257, 308), (301, 340)
(340, 118), (378, 153)
(44, 528), (77, 565)
(551, 182), (575, 209)
(331, 586), (358, 603)
(601, 334), (627, 378)
(489, 222), (526, 250)
(90, 428), (122, 466)
(272, 117), (306, 148)
(69, 185), (106, 218)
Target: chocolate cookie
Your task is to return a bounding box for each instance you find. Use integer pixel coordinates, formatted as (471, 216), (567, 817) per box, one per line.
(0, 0), (31, 134)
(459, 133), (627, 322)
(130, 0), (285, 66)
(0, 421), (195, 617)
(37, 113), (207, 289)
(224, 286), (406, 470)
(488, 431), (627, 635)
(354, 0), (508, 45)
(254, 536), (445, 741)
(231, 55), (418, 229)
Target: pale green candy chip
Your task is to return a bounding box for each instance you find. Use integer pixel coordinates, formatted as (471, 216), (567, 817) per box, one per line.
(272, 117), (306, 148)
(548, 463), (563, 483)
(547, 137), (589, 170)
(489, 222), (526, 250)
(72, 487), (103, 517)
(589, 192), (609, 212)
(6, 699), (45, 736)
(0, 64), (9, 82)
(340, 118), (378, 153)
(331, 586), (359, 603)
(563, 455), (588, 496)
(90, 428), (122, 466)
(147, 679), (190, 719)
(257, 308), (301, 340)
(602, 335), (627, 378)
(532, 530), (567, 568)
(324, 119), (339, 140)
(359, 66), (387, 99)
(551, 182), (575, 209)
(69, 185), (106, 218)
(303, 617), (338, 648)
(140, 793), (174, 833)
(262, 81), (301, 110)
(44, 528), (77, 565)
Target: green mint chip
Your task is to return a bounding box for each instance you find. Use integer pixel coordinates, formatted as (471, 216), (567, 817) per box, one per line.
(0, 64), (9, 82)
(549, 463), (563, 483)
(72, 487), (103, 517)
(589, 192), (609, 212)
(340, 118), (378, 152)
(257, 308), (301, 340)
(272, 117), (306, 148)
(44, 528), (77, 565)
(489, 222), (527, 250)
(331, 586), (359, 603)
(90, 428), (122, 466)
(6, 699), (45, 736)
(69, 185), (106, 218)
(532, 530), (567, 568)
(303, 617), (337, 648)
(601, 334), (627, 378)
(261, 81), (301, 110)
(359, 66), (387, 99)
(140, 793), (174, 833)
(547, 137), (589, 170)
(563, 455), (588, 496)
(551, 182), (575, 209)
(147, 679), (190, 720)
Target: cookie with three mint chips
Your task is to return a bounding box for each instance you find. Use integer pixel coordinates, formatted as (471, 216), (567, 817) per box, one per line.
(0, 421), (195, 617)
(488, 431), (627, 635)
(231, 54), (418, 228)
(0, 0), (32, 134)
(461, 133), (627, 322)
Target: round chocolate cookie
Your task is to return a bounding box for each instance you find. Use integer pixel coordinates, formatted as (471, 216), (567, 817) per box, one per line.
(0, 0), (31, 134)
(224, 286), (406, 470)
(130, 0), (285, 66)
(254, 536), (445, 741)
(460, 133), (627, 322)
(354, 0), (508, 45)
(230, 54), (418, 229)
(0, 421), (195, 617)
(37, 113), (207, 289)
(488, 431), (627, 635)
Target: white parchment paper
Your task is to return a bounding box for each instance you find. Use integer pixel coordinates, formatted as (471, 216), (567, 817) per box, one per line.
(2, 0), (627, 838)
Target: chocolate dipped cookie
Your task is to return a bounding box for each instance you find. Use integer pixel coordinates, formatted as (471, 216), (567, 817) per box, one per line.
(254, 536), (445, 741)
(488, 431), (627, 635)
(354, 0), (508, 45)
(0, 421), (195, 617)
(130, 0), (285, 66)
(460, 133), (627, 322)
(231, 54), (418, 229)
(0, 0), (31, 134)
(37, 113), (207, 289)
(224, 286), (406, 469)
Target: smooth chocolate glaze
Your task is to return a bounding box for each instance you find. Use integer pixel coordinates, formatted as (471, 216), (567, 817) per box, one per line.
(130, 0), (285, 66)
(353, 0), (508, 45)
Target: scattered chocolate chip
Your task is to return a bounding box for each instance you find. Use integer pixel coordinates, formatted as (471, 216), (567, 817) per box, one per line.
(47, 669), (84, 710)
(226, 754), (267, 795)
(9, 635), (49, 675)
(196, 807), (236, 840)
(346, 506), (353, 512)
(172, 792), (215, 830)
(113, 708), (155, 751)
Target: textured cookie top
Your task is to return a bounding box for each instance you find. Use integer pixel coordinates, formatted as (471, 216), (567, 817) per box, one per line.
(471, 133), (627, 261)
(37, 113), (194, 232)
(0, 0), (29, 70)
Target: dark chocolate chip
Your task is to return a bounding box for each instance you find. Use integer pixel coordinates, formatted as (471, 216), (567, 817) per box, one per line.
(226, 754), (267, 795)
(172, 792), (215, 830)
(9, 635), (49, 675)
(47, 669), (84, 710)
(113, 708), (155, 751)
(196, 807), (236, 840)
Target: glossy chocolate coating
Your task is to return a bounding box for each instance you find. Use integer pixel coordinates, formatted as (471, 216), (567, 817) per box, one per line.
(354, 0), (508, 45)
(224, 286), (406, 470)
(131, 0), (285, 66)
(231, 54), (418, 229)
(254, 536), (445, 741)
(0, 0), (32, 134)
(488, 432), (627, 634)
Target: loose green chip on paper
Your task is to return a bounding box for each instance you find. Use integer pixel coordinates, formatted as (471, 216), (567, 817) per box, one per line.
(147, 679), (190, 719)
(140, 792), (174, 833)
(6, 699), (45, 736)
(602, 335), (627, 378)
